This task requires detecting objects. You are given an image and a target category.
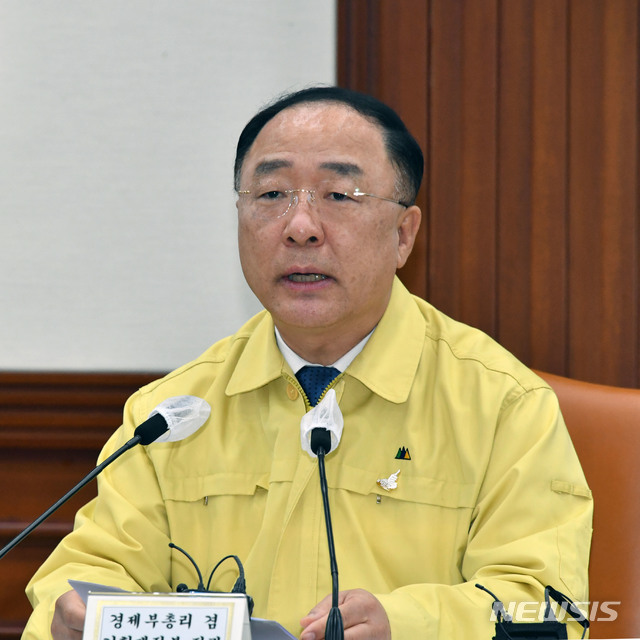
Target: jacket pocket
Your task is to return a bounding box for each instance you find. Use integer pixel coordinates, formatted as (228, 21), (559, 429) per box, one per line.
(327, 463), (477, 508)
(160, 472), (270, 502)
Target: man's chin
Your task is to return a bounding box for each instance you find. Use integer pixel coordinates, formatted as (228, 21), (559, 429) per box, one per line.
(272, 305), (341, 334)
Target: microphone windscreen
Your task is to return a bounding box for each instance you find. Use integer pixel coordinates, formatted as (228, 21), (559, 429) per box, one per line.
(300, 389), (344, 458)
(149, 396), (211, 442)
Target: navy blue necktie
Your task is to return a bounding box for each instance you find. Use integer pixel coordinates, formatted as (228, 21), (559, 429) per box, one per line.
(296, 365), (340, 406)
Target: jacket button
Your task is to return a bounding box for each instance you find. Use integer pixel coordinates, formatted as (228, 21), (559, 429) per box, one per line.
(286, 383), (299, 400)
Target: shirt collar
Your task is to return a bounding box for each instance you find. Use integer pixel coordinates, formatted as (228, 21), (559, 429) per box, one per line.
(274, 326), (373, 374)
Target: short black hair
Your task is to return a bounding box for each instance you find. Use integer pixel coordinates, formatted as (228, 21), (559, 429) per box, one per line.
(234, 85), (424, 205)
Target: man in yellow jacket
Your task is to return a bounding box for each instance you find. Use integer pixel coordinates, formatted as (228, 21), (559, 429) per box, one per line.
(24, 86), (592, 640)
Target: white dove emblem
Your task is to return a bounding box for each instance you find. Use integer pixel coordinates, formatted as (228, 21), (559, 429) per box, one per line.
(376, 469), (401, 491)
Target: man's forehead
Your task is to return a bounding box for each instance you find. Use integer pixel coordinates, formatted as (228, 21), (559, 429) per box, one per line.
(243, 102), (389, 179)
(274, 100), (375, 128)
(256, 102), (383, 145)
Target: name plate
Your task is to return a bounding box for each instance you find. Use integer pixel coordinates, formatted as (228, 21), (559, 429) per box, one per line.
(83, 592), (251, 640)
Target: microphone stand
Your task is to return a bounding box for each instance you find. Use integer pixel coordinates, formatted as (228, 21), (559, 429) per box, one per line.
(311, 428), (344, 640)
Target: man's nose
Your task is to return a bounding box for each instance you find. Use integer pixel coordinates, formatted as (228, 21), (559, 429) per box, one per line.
(283, 191), (324, 245)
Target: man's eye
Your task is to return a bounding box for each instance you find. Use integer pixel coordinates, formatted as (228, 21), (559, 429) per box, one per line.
(328, 191), (351, 202)
(259, 190), (285, 200)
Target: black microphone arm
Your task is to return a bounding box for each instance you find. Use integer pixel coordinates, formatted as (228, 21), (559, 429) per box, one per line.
(310, 427), (344, 640)
(0, 412), (169, 560)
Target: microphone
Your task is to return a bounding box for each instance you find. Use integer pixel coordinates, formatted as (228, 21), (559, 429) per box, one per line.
(302, 391), (344, 640)
(310, 428), (332, 457)
(0, 395), (211, 560)
(311, 429), (344, 640)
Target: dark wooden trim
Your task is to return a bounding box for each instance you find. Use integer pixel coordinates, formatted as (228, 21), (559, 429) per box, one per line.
(0, 372), (159, 448)
(0, 371), (160, 639)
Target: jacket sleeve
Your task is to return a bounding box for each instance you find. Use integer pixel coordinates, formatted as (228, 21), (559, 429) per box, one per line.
(22, 393), (173, 639)
(375, 387), (593, 639)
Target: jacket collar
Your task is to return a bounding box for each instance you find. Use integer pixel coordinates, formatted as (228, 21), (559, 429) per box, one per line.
(345, 277), (424, 404)
(225, 277), (424, 404)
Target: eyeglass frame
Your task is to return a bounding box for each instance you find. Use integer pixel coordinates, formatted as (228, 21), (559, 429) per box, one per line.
(236, 185), (409, 220)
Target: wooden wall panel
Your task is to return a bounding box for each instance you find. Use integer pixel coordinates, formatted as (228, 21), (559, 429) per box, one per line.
(338, 0), (640, 388)
(431, 0), (500, 336)
(496, 0), (573, 373)
(568, 0), (639, 385)
(497, 0), (535, 365)
(0, 372), (157, 640)
(528, 1), (571, 374)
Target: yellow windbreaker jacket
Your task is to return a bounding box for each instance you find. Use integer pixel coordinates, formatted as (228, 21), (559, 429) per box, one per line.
(24, 278), (592, 639)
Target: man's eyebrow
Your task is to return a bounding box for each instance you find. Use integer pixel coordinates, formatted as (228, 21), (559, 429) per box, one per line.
(319, 161), (363, 177)
(252, 159), (363, 179)
(253, 159), (293, 176)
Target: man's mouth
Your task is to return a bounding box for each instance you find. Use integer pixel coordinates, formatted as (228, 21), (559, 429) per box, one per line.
(287, 273), (328, 283)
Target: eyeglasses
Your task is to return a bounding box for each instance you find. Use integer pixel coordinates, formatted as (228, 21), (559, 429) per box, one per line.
(237, 179), (408, 221)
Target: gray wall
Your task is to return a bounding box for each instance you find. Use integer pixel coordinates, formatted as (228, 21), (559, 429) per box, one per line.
(0, 1), (336, 371)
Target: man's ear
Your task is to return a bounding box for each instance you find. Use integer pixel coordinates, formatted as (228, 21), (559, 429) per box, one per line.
(396, 205), (422, 269)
